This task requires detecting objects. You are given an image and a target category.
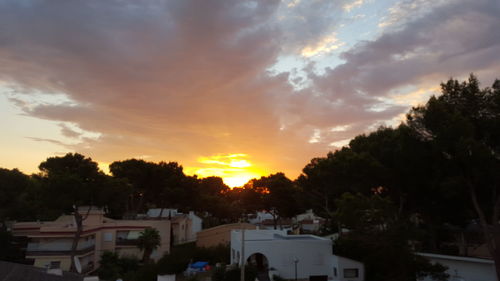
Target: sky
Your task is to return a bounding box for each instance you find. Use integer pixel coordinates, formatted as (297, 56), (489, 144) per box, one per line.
(1, 0), (499, 187)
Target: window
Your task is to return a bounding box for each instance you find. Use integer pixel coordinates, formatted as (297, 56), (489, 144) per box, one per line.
(104, 232), (113, 242)
(333, 267), (337, 277)
(50, 261), (61, 269)
(343, 268), (359, 278)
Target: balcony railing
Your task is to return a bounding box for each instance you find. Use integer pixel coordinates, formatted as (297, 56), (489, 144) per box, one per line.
(26, 245), (95, 256)
(115, 238), (139, 246)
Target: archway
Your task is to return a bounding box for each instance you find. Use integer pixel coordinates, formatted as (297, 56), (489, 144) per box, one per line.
(247, 252), (269, 271)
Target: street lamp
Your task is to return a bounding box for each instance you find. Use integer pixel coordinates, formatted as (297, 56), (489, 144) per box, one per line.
(294, 258), (299, 281)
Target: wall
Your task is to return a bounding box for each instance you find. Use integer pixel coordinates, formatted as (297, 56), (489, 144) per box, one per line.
(330, 255), (364, 281)
(197, 223), (256, 248)
(418, 253), (497, 281)
(231, 231), (334, 280)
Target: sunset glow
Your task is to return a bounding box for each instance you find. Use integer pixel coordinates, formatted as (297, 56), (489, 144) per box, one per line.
(0, 0), (498, 184)
(186, 154), (264, 188)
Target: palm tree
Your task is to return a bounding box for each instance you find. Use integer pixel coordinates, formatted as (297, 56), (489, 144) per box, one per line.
(137, 227), (161, 262)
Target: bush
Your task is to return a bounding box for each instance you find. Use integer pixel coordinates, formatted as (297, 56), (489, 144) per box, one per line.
(212, 264), (257, 281)
(272, 275), (286, 281)
(123, 263), (157, 281)
(97, 251), (140, 281)
(157, 243), (230, 275)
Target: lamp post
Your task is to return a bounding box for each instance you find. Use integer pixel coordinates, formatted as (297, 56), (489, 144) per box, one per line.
(294, 258), (299, 281)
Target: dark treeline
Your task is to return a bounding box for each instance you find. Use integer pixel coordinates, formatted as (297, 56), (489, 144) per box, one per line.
(1, 75), (500, 281)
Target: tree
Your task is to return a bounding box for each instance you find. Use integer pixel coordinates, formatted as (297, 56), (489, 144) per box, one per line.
(251, 173), (302, 229)
(109, 159), (190, 215)
(0, 226), (24, 262)
(0, 168), (38, 223)
(407, 74), (500, 279)
(296, 147), (386, 231)
(38, 153), (121, 272)
(137, 227), (161, 263)
(333, 192), (448, 281)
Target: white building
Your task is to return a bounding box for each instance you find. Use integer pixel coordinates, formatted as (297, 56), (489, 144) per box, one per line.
(147, 209), (203, 244)
(417, 253), (497, 281)
(230, 230), (364, 281)
(248, 211), (275, 225)
(294, 209), (325, 233)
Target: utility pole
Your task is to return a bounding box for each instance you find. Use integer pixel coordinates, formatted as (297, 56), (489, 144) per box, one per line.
(294, 258), (299, 281)
(240, 221), (245, 281)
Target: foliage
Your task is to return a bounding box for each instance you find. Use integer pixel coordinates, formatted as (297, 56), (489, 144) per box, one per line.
(157, 242), (230, 275)
(334, 192), (396, 231)
(137, 227), (161, 262)
(212, 264), (257, 281)
(0, 227), (24, 262)
(123, 263), (158, 281)
(109, 159), (192, 214)
(406, 74), (500, 277)
(0, 168), (39, 222)
(271, 275), (286, 281)
(97, 251), (140, 281)
(334, 228), (448, 281)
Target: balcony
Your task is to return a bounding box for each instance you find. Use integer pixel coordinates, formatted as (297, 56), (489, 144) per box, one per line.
(26, 239), (95, 256)
(116, 230), (142, 247)
(26, 245), (95, 256)
(115, 238), (139, 246)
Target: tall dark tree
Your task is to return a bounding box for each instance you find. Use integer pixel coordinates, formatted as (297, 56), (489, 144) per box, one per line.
(38, 153), (120, 272)
(296, 147), (385, 226)
(109, 159), (190, 215)
(0, 168), (38, 223)
(333, 192), (448, 281)
(407, 74), (500, 278)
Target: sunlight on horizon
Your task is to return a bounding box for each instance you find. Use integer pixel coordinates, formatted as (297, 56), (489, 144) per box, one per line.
(186, 153), (265, 188)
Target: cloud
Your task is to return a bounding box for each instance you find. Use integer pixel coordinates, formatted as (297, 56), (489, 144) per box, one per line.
(343, 0), (364, 12)
(25, 137), (68, 147)
(308, 0), (500, 129)
(301, 33), (345, 57)
(0, 0), (499, 179)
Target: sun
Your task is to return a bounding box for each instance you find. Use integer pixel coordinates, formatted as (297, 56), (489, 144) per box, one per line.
(223, 174), (257, 188)
(185, 153), (265, 188)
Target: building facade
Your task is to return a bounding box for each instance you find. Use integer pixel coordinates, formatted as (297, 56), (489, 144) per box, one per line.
(196, 223), (256, 248)
(230, 229), (364, 281)
(146, 209), (202, 245)
(11, 207), (170, 273)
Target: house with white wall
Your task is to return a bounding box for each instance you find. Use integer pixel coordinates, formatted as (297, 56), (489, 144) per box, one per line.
(417, 252), (497, 281)
(230, 229), (364, 281)
(147, 209), (202, 244)
(294, 209), (325, 233)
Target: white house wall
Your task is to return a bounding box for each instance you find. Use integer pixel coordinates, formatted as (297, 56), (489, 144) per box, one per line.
(418, 253), (497, 281)
(231, 230), (364, 281)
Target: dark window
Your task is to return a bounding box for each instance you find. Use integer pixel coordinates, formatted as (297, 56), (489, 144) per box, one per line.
(309, 275), (328, 281)
(333, 267), (337, 277)
(343, 268), (359, 278)
(50, 261), (61, 269)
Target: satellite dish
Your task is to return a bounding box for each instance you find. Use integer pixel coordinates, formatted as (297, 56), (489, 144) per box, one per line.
(74, 256), (82, 274)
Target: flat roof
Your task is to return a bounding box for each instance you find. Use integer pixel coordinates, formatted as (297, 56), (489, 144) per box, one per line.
(417, 252), (494, 264)
(272, 234), (327, 241)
